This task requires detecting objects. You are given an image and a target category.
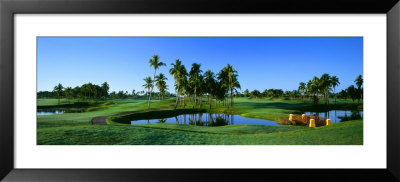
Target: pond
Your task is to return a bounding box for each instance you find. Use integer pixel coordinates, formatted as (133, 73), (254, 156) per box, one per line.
(37, 108), (87, 116)
(131, 113), (281, 126)
(303, 110), (363, 123)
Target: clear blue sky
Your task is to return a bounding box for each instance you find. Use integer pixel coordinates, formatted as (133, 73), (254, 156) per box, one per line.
(37, 37), (363, 93)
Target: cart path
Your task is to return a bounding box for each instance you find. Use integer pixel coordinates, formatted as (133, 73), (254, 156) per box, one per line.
(91, 116), (108, 124)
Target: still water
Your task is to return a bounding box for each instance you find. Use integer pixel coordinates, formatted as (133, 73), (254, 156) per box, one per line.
(37, 108), (86, 116)
(303, 110), (363, 123)
(131, 113), (281, 126)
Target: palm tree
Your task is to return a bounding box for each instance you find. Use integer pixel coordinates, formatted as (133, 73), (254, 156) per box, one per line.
(355, 75), (363, 103)
(101, 82), (109, 100)
(298, 82), (306, 101)
(197, 74), (205, 108)
(142, 76), (153, 109)
(355, 75), (363, 89)
(80, 84), (87, 99)
(311, 77), (320, 104)
(169, 59), (187, 109)
(320, 73), (331, 105)
(330, 76), (340, 104)
(155, 73), (168, 100)
(53, 83), (64, 105)
(225, 64), (240, 107)
(217, 67), (228, 106)
(64, 87), (73, 104)
(339, 89), (348, 103)
(204, 70), (216, 109)
(347, 85), (357, 103)
(189, 63), (202, 108)
(306, 80), (313, 102)
(87, 83), (94, 99)
(148, 55), (166, 105)
(218, 65), (240, 108)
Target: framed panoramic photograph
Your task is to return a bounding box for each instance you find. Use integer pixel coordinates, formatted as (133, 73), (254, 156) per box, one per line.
(1, 0), (400, 181)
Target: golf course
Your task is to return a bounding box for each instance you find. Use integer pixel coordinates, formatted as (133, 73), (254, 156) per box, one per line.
(37, 96), (363, 145)
(37, 37), (363, 145)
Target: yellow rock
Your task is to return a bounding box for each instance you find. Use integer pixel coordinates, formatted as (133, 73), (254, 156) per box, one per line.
(289, 114), (293, 121)
(302, 114), (306, 120)
(309, 119), (316, 128)
(326, 119), (332, 126)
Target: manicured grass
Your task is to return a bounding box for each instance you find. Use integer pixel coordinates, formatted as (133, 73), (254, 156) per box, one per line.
(37, 120), (363, 145)
(37, 97), (363, 145)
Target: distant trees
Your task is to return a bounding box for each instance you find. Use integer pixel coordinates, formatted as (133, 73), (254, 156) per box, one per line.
(338, 75), (363, 103)
(38, 82), (144, 101)
(346, 85), (357, 103)
(339, 89), (348, 103)
(298, 82), (306, 101)
(243, 89), (249, 97)
(64, 87), (73, 104)
(101, 82), (110, 100)
(250, 89), (261, 98)
(239, 74), (362, 105)
(259, 89), (283, 98)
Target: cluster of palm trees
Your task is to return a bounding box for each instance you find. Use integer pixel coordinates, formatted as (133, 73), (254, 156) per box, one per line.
(298, 73), (340, 104)
(142, 55), (168, 109)
(339, 75), (363, 104)
(296, 74), (336, 104)
(47, 82), (110, 105)
(143, 55), (241, 110)
(298, 74), (363, 105)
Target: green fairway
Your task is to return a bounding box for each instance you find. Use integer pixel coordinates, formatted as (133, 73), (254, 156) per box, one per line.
(37, 98), (363, 145)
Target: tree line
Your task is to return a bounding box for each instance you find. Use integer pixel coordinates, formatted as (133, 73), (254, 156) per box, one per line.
(298, 74), (362, 104)
(238, 74), (363, 105)
(41, 82), (110, 105)
(143, 55), (241, 110)
(37, 82), (175, 105)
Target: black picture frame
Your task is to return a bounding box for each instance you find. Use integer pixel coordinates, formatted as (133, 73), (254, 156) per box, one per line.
(1, 0), (399, 181)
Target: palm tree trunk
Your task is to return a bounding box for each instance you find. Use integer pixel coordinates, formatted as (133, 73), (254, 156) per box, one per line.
(226, 90), (229, 109)
(194, 87), (197, 108)
(183, 95), (186, 108)
(175, 78), (180, 109)
(150, 69), (156, 105)
(334, 88), (336, 105)
(199, 95), (202, 108)
(209, 95), (213, 109)
(208, 95), (210, 107)
(231, 88), (234, 107)
(147, 88), (151, 109)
